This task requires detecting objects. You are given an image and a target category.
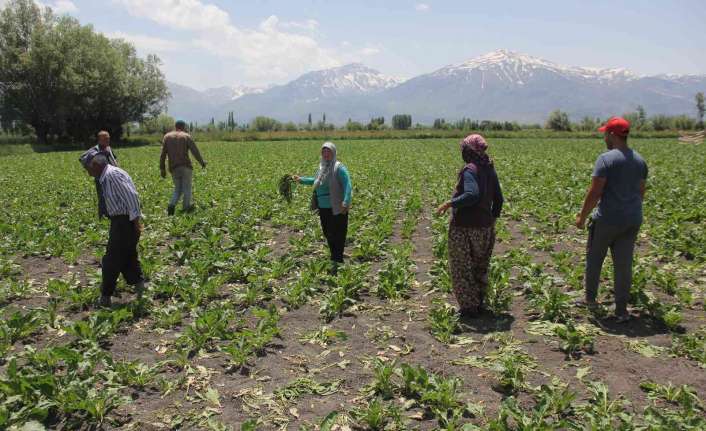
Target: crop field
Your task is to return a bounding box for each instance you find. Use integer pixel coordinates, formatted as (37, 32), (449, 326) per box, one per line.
(0, 138), (705, 430)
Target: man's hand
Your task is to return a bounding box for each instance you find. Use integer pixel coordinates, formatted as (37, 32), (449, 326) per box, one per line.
(134, 219), (143, 237)
(577, 177), (606, 229)
(436, 201), (452, 216)
(341, 203), (350, 214)
(292, 175), (301, 183)
(575, 213), (586, 229)
(160, 169), (166, 179)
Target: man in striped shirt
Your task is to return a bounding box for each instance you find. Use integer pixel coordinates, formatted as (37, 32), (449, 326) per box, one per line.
(81, 153), (145, 307)
(80, 131), (119, 218)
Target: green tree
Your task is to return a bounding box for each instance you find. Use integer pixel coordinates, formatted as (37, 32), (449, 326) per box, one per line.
(251, 116), (281, 132)
(141, 113), (174, 134)
(346, 119), (364, 131)
(0, 0), (168, 144)
(637, 105), (647, 129)
(226, 111), (236, 131)
(367, 116), (385, 130)
(578, 116), (598, 132)
(673, 115), (696, 130)
(433, 118), (446, 129)
(650, 115), (673, 131)
(696, 92), (705, 129)
(392, 114), (412, 130)
(545, 110), (571, 131)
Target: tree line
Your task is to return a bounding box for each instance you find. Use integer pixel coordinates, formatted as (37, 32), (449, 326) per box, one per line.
(130, 104), (706, 135)
(0, 0), (168, 144)
(545, 95), (705, 132)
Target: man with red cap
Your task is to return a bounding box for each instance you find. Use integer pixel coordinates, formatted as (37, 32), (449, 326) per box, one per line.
(576, 117), (648, 322)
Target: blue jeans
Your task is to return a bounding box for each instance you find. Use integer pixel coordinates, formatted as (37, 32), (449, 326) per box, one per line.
(585, 219), (640, 315)
(169, 166), (193, 210)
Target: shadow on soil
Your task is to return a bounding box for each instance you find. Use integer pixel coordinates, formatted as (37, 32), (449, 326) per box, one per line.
(592, 315), (671, 337)
(460, 312), (515, 334)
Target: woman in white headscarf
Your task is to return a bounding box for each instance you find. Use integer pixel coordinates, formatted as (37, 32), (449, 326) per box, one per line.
(293, 142), (353, 273)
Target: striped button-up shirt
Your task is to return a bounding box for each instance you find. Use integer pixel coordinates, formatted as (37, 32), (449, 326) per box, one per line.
(98, 165), (142, 221)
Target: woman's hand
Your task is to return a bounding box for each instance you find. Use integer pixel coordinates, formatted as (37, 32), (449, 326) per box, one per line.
(436, 201), (452, 215)
(341, 203), (350, 214)
(292, 175), (301, 183)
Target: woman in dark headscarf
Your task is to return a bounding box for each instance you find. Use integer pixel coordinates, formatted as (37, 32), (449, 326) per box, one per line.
(436, 134), (504, 317)
(293, 142), (353, 273)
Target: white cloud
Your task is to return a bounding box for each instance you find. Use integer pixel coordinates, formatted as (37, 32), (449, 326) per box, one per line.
(116, 0), (230, 32)
(279, 18), (319, 32)
(114, 0), (340, 83)
(0, 0), (78, 14)
(415, 3), (430, 12)
(358, 47), (381, 56)
(48, 0), (77, 14)
(105, 31), (181, 53)
(337, 42), (384, 64)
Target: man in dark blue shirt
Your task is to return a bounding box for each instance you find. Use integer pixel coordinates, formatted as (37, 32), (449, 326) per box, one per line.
(576, 117), (648, 322)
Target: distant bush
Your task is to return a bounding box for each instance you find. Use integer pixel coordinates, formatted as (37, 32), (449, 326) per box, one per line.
(251, 116), (282, 132)
(545, 110), (572, 131)
(346, 120), (365, 131)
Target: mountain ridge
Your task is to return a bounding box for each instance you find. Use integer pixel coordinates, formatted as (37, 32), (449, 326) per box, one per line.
(166, 50), (706, 124)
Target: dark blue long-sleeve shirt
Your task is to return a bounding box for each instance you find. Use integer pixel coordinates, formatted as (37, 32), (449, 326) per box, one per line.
(451, 170), (481, 208)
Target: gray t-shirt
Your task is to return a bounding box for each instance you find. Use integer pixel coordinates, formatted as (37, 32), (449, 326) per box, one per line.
(592, 148), (648, 226)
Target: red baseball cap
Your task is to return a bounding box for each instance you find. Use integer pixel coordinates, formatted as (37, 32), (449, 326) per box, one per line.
(598, 117), (630, 137)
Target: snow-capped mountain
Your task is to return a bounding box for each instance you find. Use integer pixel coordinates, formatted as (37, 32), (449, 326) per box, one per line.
(289, 63), (402, 98)
(198, 85), (270, 103)
(433, 50), (637, 85)
(209, 64), (402, 123)
(378, 50), (705, 123)
(229, 85), (271, 100)
(166, 51), (706, 124)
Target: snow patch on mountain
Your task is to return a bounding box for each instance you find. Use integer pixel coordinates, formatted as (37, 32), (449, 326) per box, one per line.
(231, 85), (271, 100)
(292, 63), (402, 97)
(433, 49), (639, 85)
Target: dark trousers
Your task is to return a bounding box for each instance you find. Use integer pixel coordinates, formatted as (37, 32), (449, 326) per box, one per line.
(319, 208), (348, 263)
(585, 219), (640, 315)
(102, 215), (143, 296)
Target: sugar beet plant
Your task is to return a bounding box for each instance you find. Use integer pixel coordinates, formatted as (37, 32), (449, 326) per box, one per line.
(428, 299), (460, 344)
(366, 360), (477, 429)
(375, 244), (414, 300)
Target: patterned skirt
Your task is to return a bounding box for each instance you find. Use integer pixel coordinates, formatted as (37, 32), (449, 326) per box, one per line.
(447, 224), (496, 312)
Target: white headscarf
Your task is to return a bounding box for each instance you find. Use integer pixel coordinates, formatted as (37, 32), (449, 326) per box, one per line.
(313, 141), (337, 189)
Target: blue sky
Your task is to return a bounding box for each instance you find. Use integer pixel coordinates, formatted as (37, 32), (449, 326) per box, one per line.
(9, 0), (706, 90)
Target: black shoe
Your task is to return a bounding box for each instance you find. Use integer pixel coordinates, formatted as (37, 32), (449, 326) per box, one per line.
(459, 308), (480, 319)
(167, 205), (175, 216)
(98, 295), (112, 308)
(329, 262), (340, 276)
(614, 313), (632, 324)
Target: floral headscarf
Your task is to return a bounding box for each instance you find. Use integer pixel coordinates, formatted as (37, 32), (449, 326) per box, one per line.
(460, 134), (491, 167)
